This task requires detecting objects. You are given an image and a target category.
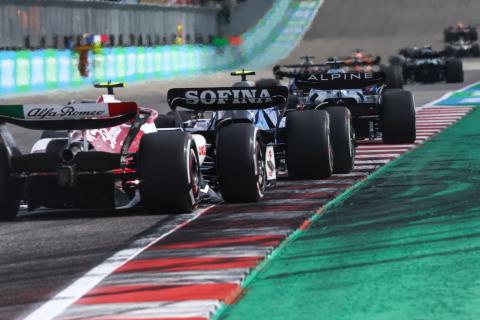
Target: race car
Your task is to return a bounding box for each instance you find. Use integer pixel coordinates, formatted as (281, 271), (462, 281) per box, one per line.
(390, 46), (464, 83)
(0, 82), (205, 220)
(292, 70), (416, 145)
(167, 70), (353, 197)
(337, 50), (404, 89)
(274, 55), (403, 89)
(444, 23), (480, 57)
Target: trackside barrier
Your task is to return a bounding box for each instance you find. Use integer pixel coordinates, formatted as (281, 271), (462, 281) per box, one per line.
(0, 0), (324, 96)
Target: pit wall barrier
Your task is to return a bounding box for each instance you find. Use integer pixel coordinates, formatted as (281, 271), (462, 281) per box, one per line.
(0, 0), (323, 96)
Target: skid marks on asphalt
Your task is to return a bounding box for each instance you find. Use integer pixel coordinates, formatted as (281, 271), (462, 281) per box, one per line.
(28, 107), (472, 320)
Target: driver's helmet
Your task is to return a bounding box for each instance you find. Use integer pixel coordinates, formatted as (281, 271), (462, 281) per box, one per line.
(300, 60), (318, 74)
(456, 21), (465, 29)
(353, 49), (364, 60)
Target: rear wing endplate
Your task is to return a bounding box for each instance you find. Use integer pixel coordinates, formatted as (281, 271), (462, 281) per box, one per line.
(167, 87), (289, 111)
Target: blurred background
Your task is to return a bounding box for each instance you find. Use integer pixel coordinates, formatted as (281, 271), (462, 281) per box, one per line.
(0, 0), (479, 96)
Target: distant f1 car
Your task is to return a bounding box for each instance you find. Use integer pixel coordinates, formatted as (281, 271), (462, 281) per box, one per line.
(0, 83), (206, 220)
(444, 23), (480, 57)
(293, 70), (416, 145)
(390, 46), (464, 83)
(167, 70), (353, 197)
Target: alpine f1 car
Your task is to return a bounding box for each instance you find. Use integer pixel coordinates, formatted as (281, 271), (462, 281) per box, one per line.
(390, 46), (464, 83)
(292, 70), (416, 146)
(0, 82), (205, 220)
(444, 23), (480, 57)
(274, 55), (403, 89)
(166, 70), (349, 201)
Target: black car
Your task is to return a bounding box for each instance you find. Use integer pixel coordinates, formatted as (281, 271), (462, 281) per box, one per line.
(390, 46), (463, 84)
(166, 70), (354, 196)
(444, 25), (480, 57)
(293, 71), (416, 146)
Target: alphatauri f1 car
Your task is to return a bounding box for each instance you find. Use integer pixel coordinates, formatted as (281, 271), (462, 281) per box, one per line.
(293, 71), (416, 145)
(0, 83), (205, 220)
(390, 46), (464, 83)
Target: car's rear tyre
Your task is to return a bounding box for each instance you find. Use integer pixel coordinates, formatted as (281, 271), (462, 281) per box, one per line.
(217, 123), (265, 203)
(155, 114), (180, 128)
(0, 144), (19, 221)
(381, 65), (403, 89)
(381, 90), (416, 144)
(389, 56), (407, 83)
(444, 28), (455, 42)
(138, 131), (200, 213)
(446, 58), (464, 83)
(326, 106), (355, 174)
(255, 78), (278, 87)
(472, 43), (480, 57)
(469, 28), (478, 41)
(286, 110), (333, 179)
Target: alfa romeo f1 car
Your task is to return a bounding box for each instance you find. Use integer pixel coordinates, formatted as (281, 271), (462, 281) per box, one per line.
(0, 83), (205, 220)
(293, 71), (416, 145)
(390, 46), (464, 83)
(444, 23), (480, 57)
(166, 71), (351, 202)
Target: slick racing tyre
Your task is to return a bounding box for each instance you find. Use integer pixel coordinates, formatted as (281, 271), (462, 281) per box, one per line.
(217, 123), (266, 203)
(381, 89), (416, 144)
(0, 144), (19, 221)
(469, 28), (478, 41)
(139, 131), (200, 213)
(155, 114), (181, 128)
(326, 106), (355, 174)
(381, 65), (403, 89)
(255, 78), (279, 87)
(445, 58), (464, 83)
(472, 43), (480, 57)
(286, 110), (333, 179)
(444, 29), (453, 42)
(389, 56), (407, 84)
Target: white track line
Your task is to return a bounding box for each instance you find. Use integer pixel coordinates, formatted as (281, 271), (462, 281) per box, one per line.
(420, 80), (480, 108)
(22, 206), (213, 320)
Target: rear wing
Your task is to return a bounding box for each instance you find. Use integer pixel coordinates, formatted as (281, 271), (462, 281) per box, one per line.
(0, 102), (138, 130)
(294, 72), (386, 91)
(273, 64), (329, 79)
(167, 87), (289, 111)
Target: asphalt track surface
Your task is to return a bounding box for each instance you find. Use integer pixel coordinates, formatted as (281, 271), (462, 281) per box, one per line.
(2, 1), (480, 319)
